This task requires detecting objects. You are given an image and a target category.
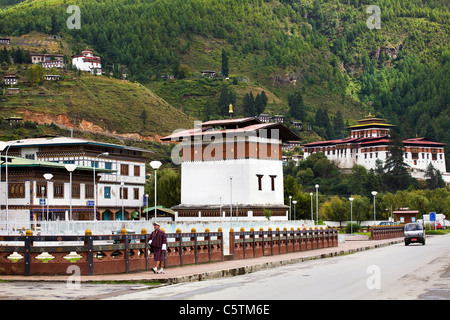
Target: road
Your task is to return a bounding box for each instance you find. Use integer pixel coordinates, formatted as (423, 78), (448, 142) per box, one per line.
(106, 233), (450, 300)
(0, 234), (448, 300)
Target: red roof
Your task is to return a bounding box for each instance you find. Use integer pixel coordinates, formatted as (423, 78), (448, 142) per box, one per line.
(403, 137), (446, 147)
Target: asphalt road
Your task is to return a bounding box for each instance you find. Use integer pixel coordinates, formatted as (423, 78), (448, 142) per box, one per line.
(0, 234), (448, 301)
(105, 233), (450, 300)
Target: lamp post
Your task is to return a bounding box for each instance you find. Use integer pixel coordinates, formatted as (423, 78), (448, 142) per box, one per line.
(315, 184), (319, 226)
(349, 197), (354, 235)
(145, 194), (149, 220)
(0, 141), (7, 224)
(93, 152), (109, 221)
(43, 173), (53, 222)
(65, 164), (77, 221)
(371, 191), (378, 225)
(41, 186), (45, 221)
(120, 182), (124, 220)
(289, 195), (292, 220)
(150, 161), (162, 220)
(292, 200), (297, 221)
(310, 192), (313, 223)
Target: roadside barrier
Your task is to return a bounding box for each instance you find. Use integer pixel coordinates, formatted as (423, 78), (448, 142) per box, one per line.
(370, 225), (404, 240)
(229, 227), (338, 260)
(0, 228), (223, 276)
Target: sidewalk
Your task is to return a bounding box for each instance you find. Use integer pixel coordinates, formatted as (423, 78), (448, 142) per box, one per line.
(0, 237), (404, 285)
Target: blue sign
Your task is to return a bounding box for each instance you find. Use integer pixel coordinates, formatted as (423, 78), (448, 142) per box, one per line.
(39, 198), (46, 205)
(430, 212), (436, 221)
(87, 200), (95, 206)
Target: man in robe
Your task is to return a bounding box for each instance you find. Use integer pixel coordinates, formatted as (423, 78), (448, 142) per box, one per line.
(149, 222), (167, 273)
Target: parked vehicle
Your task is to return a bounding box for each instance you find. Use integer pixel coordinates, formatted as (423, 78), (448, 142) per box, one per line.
(404, 223), (425, 246)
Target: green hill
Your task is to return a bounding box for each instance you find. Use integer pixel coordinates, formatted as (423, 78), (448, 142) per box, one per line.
(0, 0), (449, 167)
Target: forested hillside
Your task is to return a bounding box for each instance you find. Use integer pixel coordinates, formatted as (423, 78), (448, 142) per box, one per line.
(0, 0), (449, 166)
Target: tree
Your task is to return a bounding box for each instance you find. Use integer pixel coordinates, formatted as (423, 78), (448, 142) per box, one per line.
(288, 91), (306, 120)
(26, 64), (45, 85)
(242, 92), (255, 117)
(383, 132), (414, 191)
(221, 49), (229, 77)
(323, 196), (347, 227)
(333, 110), (345, 138)
(424, 163), (445, 189)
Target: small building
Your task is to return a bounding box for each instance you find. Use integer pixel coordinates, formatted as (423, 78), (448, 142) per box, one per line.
(44, 75), (61, 81)
(201, 70), (216, 78)
(31, 53), (64, 65)
(271, 115), (285, 123)
(3, 75), (18, 85)
(72, 49), (102, 75)
(6, 88), (19, 95)
(393, 208), (419, 224)
(41, 60), (64, 69)
(258, 114), (271, 123)
(4, 116), (23, 125)
(0, 38), (10, 44)
(291, 121), (303, 129)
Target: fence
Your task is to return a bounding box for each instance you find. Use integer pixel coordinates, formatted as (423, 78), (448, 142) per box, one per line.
(370, 226), (404, 240)
(0, 228), (223, 276)
(230, 227), (338, 260)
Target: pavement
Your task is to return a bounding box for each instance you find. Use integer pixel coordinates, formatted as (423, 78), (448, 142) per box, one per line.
(0, 237), (404, 285)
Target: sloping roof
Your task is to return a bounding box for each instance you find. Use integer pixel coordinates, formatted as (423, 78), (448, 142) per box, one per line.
(161, 117), (300, 142)
(0, 155), (116, 173)
(403, 137), (446, 147)
(4, 137), (153, 153)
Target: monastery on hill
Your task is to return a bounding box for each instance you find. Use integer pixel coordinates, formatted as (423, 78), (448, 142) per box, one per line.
(302, 114), (448, 182)
(161, 117), (300, 221)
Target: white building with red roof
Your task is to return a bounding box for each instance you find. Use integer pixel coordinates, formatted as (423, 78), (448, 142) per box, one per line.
(161, 117), (301, 221)
(72, 49), (102, 75)
(302, 114), (447, 181)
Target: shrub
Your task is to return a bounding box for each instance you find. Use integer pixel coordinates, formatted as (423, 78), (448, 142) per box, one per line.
(345, 222), (361, 234)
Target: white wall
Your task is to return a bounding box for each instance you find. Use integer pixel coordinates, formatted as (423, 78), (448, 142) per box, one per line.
(181, 158), (284, 206)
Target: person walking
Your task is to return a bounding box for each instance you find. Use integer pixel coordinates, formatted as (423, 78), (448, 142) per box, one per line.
(149, 222), (167, 274)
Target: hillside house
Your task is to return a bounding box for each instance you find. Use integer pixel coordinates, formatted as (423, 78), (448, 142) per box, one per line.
(0, 38), (10, 44)
(72, 49), (102, 75)
(2, 75), (18, 85)
(31, 53), (64, 65)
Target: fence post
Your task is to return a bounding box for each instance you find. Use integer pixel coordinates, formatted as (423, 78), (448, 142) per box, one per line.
(229, 229), (235, 258)
(141, 228), (149, 271)
(240, 228), (246, 259)
(24, 229), (33, 276)
(205, 228), (211, 263)
(120, 228), (129, 273)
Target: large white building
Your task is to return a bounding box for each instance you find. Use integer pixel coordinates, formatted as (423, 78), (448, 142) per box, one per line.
(302, 114), (448, 181)
(161, 117), (300, 221)
(72, 49), (102, 75)
(1, 137), (151, 222)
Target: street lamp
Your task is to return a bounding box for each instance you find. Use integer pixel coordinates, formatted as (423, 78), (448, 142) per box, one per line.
(315, 184), (319, 226)
(371, 191), (378, 224)
(93, 152), (109, 221)
(43, 173), (53, 221)
(150, 161), (162, 220)
(65, 164), (77, 221)
(0, 141), (7, 223)
(144, 194), (149, 220)
(292, 200), (297, 221)
(349, 197), (354, 235)
(289, 195), (292, 220)
(120, 181), (125, 220)
(310, 192), (313, 223)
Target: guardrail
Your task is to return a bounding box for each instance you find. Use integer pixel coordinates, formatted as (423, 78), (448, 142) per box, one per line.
(370, 226), (404, 240)
(229, 228), (338, 260)
(0, 228), (223, 276)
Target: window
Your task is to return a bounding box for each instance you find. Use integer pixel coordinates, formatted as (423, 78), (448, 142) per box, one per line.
(85, 184), (94, 199)
(9, 183), (25, 198)
(121, 164), (129, 176)
(269, 175), (277, 191)
(134, 165), (140, 177)
(25, 154), (35, 160)
(54, 184), (64, 198)
(105, 162), (112, 170)
(36, 184), (47, 197)
(72, 184), (80, 199)
(256, 174), (263, 191)
(104, 187), (111, 199)
(134, 188), (139, 200)
(120, 187), (128, 199)
(91, 161), (99, 168)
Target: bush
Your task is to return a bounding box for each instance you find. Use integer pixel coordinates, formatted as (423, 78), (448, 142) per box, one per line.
(345, 222), (360, 234)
